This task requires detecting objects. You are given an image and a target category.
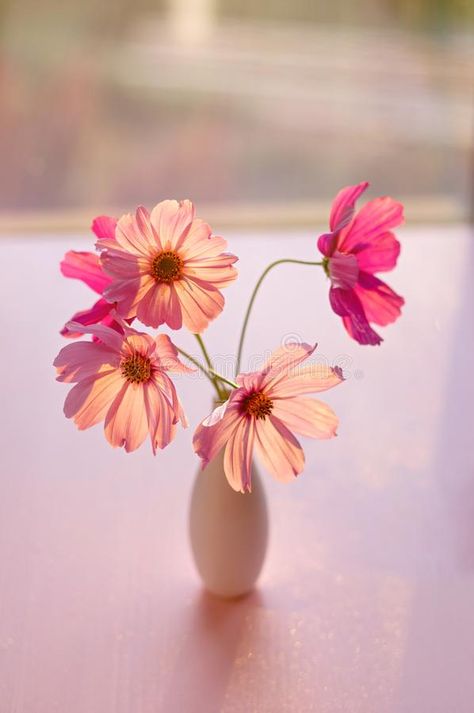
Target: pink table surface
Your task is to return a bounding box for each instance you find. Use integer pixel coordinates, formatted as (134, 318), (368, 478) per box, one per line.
(0, 226), (473, 713)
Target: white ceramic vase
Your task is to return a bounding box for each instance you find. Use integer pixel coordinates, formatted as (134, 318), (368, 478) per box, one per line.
(189, 451), (268, 598)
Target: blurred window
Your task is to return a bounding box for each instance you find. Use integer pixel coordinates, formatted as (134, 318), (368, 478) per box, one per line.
(0, 0), (472, 227)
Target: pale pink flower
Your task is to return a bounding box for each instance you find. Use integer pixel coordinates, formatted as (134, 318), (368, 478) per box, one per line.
(60, 216), (120, 339)
(96, 200), (238, 333)
(193, 343), (343, 492)
(54, 321), (191, 453)
(318, 182), (404, 345)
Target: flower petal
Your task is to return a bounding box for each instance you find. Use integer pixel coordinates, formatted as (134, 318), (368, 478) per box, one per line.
(317, 232), (338, 257)
(182, 260), (238, 288)
(100, 249), (149, 280)
(60, 251), (112, 294)
(91, 216), (117, 240)
(164, 284), (184, 330)
(105, 276), (155, 319)
(60, 298), (114, 338)
(135, 283), (183, 330)
(329, 181), (369, 233)
(328, 251), (359, 289)
(152, 370), (186, 429)
(180, 223), (229, 260)
(184, 253), (239, 268)
(154, 333), (195, 373)
(104, 382), (149, 452)
(64, 369), (123, 429)
(55, 341), (119, 383)
(271, 397), (338, 439)
(236, 372), (266, 392)
(175, 395), (188, 429)
(269, 364), (344, 398)
(355, 272), (404, 326)
(174, 277), (225, 333)
(223, 415), (255, 493)
(260, 342), (317, 392)
(254, 416), (304, 483)
(143, 379), (177, 453)
(318, 182), (369, 256)
(150, 199), (195, 251)
(135, 206), (161, 250)
(201, 399), (230, 427)
(329, 287), (382, 345)
(92, 312), (129, 340)
(64, 320), (125, 351)
(134, 283), (166, 329)
(115, 212), (155, 257)
(339, 196), (404, 254)
(262, 342), (316, 374)
(193, 400), (243, 468)
(353, 231), (401, 273)
(122, 332), (155, 358)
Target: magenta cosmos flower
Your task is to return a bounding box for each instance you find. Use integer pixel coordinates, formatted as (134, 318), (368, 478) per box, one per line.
(60, 216), (120, 339)
(193, 343), (343, 493)
(318, 182), (404, 345)
(95, 200), (238, 333)
(60, 250), (116, 338)
(54, 320), (191, 453)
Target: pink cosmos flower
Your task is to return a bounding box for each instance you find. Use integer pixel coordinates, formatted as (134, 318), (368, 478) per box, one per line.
(60, 216), (120, 339)
(193, 343), (343, 492)
(54, 321), (192, 453)
(60, 251), (116, 338)
(317, 182), (404, 345)
(96, 200), (238, 333)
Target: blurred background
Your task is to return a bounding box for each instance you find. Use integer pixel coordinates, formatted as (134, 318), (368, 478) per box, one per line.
(0, 0), (473, 230)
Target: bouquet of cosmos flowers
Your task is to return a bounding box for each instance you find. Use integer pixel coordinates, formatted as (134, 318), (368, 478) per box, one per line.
(54, 182), (404, 493)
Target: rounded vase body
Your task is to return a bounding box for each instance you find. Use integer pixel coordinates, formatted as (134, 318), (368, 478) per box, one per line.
(189, 452), (268, 598)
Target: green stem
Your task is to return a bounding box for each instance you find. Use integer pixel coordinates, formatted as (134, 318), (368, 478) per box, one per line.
(175, 347), (215, 384)
(236, 259), (323, 374)
(176, 347), (236, 401)
(209, 370), (238, 390)
(193, 333), (225, 400)
(194, 333), (213, 371)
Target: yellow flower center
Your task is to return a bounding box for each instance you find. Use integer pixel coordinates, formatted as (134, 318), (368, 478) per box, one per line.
(121, 353), (152, 384)
(151, 250), (183, 283)
(242, 391), (273, 420)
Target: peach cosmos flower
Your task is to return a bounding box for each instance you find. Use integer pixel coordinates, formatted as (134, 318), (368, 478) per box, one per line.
(60, 216), (120, 339)
(318, 182), (404, 345)
(96, 200), (238, 333)
(54, 320), (192, 453)
(193, 343), (343, 493)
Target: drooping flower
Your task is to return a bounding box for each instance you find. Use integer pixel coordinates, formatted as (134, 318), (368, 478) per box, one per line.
(54, 321), (192, 453)
(96, 200), (238, 333)
(193, 342), (343, 492)
(60, 216), (120, 339)
(317, 182), (404, 345)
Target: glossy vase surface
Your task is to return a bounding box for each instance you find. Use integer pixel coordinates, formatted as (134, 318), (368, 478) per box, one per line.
(189, 451), (268, 598)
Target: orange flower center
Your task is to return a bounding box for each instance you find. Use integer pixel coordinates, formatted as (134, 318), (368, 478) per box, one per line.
(242, 391), (273, 420)
(151, 250), (183, 283)
(121, 353), (152, 384)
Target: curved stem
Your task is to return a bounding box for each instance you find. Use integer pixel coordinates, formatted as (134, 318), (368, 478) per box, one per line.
(175, 347), (219, 393)
(209, 370), (238, 390)
(175, 347), (211, 380)
(176, 348), (236, 398)
(193, 333), (225, 400)
(194, 333), (213, 371)
(236, 258), (323, 374)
